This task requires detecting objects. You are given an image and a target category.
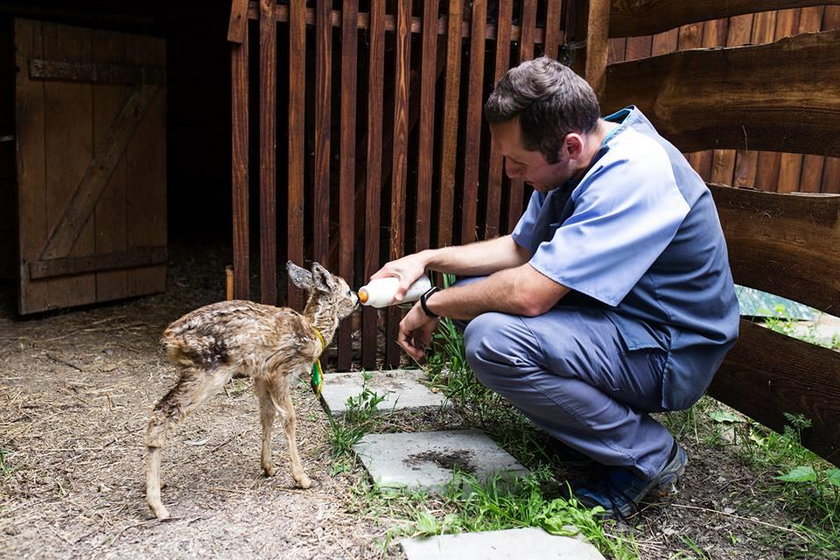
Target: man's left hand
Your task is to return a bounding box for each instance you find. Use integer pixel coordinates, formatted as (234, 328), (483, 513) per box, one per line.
(397, 303), (440, 360)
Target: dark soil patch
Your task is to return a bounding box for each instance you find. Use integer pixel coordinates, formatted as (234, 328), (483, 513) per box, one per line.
(404, 450), (477, 474)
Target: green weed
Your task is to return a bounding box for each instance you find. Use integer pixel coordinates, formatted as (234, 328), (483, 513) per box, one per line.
(0, 449), (19, 477)
(327, 371), (386, 464)
(389, 472), (638, 560)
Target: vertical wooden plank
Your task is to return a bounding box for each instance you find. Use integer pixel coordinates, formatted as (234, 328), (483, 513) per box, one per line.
(43, 22), (96, 308)
(691, 18), (727, 181)
(756, 9), (799, 192)
(823, 5), (840, 30)
(485, 0), (513, 239)
(519, 1), (537, 64)
(437, 0), (463, 248)
(506, 0), (537, 232)
(461, 0), (486, 245)
(287, 0), (305, 310)
(734, 11), (775, 190)
(607, 37), (627, 64)
(822, 158), (840, 194)
(584, 0), (610, 97)
(543, 0), (563, 60)
(781, 6), (824, 193)
(416, 0), (439, 252)
(710, 13), (753, 186)
(624, 35), (652, 62)
(125, 35), (166, 298)
(676, 22), (703, 51)
(314, 0), (332, 266)
(231, 20), (249, 299)
(822, 9), (840, 198)
(651, 28), (678, 56)
(259, 0), (277, 304)
(701, 16), (729, 47)
(799, 155), (825, 193)
(386, 0), (413, 368)
(15, 19), (49, 313)
(362, 0), (385, 370)
(337, 0), (358, 370)
(91, 29), (128, 302)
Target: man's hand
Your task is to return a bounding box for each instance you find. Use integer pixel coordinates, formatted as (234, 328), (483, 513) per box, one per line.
(397, 303), (440, 360)
(370, 252), (430, 302)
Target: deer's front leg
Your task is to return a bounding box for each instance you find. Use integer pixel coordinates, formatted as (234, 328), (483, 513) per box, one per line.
(270, 379), (311, 488)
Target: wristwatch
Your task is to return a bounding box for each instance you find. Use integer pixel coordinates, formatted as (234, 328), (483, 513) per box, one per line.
(419, 287), (439, 318)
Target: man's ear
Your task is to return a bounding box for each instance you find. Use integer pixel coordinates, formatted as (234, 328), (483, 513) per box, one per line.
(564, 133), (585, 159)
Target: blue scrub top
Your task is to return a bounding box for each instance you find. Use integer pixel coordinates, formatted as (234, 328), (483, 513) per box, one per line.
(511, 106), (740, 410)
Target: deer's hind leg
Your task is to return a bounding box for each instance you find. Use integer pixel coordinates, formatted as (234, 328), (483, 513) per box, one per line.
(257, 374), (311, 488)
(146, 366), (233, 519)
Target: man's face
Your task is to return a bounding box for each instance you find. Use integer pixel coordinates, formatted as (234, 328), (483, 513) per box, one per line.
(489, 118), (574, 193)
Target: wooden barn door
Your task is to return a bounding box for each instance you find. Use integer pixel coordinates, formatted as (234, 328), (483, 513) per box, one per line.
(14, 19), (166, 314)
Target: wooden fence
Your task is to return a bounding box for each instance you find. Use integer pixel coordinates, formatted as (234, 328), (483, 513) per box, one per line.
(227, 0), (577, 371)
(229, 1), (839, 465)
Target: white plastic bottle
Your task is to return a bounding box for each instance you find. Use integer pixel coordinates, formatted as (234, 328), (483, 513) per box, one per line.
(357, 275), (432, 308)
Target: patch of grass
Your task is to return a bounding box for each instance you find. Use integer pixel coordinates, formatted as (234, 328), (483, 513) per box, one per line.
(760, 305), (839, 350)
(326, 370), (386, 470)
(676, 398), (840, 558)
(388, 471), (639, 560)
(0, 448), (20, 477)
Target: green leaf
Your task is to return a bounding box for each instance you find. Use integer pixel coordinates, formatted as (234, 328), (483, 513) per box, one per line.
(825, 469), (840, 488)
(415, 511), (441, 536)
(774, 465), (817, 483)
(708, 410), (744, 423)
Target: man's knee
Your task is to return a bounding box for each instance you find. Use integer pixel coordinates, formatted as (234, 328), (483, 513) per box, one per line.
(464, 312), (533, 378)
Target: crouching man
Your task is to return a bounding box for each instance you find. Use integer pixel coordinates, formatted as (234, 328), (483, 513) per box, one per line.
(371, 57), (739, 518)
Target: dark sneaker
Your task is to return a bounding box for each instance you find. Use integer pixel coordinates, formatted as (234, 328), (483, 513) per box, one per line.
(573, 443), (688, 519)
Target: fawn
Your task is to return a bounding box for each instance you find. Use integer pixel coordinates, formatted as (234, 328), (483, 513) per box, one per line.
(145, 261), (358, 519)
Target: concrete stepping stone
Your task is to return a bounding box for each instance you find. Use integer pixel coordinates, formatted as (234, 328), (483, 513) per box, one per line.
(321, 369), (450, 415)
(401, 527), (605, 559)
(353, 430), (529, 495)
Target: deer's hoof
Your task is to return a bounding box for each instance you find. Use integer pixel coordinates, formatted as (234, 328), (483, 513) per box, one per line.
(262, 464), (277, 477)
(149, 502), (171, 520)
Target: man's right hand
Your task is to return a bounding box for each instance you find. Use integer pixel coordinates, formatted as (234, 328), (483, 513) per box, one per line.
(370, 251), (431, 302)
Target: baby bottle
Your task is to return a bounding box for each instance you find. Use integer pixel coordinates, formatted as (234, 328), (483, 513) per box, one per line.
(357, 275), (432, 308)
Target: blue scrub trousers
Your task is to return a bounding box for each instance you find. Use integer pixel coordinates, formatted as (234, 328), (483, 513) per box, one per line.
(463, 306), (675, 479)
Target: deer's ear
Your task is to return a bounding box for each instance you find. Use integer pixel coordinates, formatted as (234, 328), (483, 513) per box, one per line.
(286, 261), (313, 289)
(310, 262), (335, 293)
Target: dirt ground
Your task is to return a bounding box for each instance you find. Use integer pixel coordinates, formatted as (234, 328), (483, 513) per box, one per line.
(0, 246), (406, 559)
(0, 245), (833, 559)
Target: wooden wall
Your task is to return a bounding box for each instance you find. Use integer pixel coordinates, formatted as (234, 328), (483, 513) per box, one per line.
(0, 21), (15, 279)
(601, 1), (840, 465)
(606, 5), (840, 195)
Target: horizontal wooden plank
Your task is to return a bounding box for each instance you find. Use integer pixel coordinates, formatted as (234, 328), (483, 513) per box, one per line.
(28, 246), (166, 279)
(610, 0), (840, 37)
(29, 59), (165, 84)
(602, 30), (840, 157)
(708, 320), (840, 467)
(710, 184), (840, 313)
(270, 3), (552, 44)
